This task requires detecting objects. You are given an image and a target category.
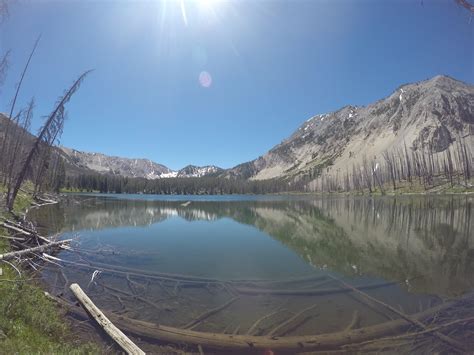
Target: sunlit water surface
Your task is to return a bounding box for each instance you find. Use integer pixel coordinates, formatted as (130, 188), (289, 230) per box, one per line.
(29, 194), (473, 339)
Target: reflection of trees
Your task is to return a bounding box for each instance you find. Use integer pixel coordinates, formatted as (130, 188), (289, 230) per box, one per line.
(239, 196), (473, 297)
(31, 195), (473, 296)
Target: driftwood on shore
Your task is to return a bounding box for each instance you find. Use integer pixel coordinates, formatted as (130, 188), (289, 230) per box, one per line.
(0, 239), (71, 260)
(0, 217), (71, 279)
(70, 283), (145, 355)
(2, 221), (33, 236)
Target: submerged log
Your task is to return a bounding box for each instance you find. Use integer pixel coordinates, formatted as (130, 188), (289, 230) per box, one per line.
(69, 283), (145, 355)
(100, 282), (168, 312)
(246, 309), (287, 335)
(267, 304), (318, 336)
(234, 280), (396, 296)
(345, 310), (361, 331)
(48, 257), (340, 294)
(328, 275), (467, 352)
(342, 316), (474, 351)
(49, 291), (460, 353)
(184, 297), (239, 330)
(0, 239), (72, 260)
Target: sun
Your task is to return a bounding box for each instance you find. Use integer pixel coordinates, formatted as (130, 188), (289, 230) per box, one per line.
(197, 0), (222, 9)
(176, 0), (224, 26)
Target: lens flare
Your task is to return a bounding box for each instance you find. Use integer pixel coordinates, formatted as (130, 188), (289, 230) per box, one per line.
(199, 71), (212, 88)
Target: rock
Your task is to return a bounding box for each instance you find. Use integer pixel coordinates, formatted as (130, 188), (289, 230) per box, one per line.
(431, 125), (453, 152)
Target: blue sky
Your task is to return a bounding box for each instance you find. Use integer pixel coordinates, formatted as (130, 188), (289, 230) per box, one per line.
(0, 0), (472, 170)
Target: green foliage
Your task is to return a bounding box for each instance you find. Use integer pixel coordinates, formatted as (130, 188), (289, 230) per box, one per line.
(0, 274), (98, 354)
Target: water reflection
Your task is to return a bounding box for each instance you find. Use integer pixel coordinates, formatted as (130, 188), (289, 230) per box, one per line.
(31, 195), (473, 297)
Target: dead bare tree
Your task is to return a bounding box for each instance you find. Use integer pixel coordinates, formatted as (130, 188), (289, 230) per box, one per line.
(0, 36), (41, 170)
(383, 152), (396, 190)
(6, 70), (91, 210)
(460, 137), (471, 181)
(0, 50), (9, 87)
(455, 0), (474, 12)
(0, 0), (8, 24)
(4, 99), (34, 188)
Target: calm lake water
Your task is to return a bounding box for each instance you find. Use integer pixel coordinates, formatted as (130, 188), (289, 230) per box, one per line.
(28, 193), (473, 341)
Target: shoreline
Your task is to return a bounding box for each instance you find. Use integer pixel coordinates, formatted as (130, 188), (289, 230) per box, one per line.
(3, 188), (473, 353)
(0, 190), (102, 354)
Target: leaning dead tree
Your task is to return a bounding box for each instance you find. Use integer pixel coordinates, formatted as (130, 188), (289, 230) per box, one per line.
(0, 0), (8, 24)
(0, 49), (9, 87)
(3, 99), (34, 188)
(0, 36), (40, 173)
(6, 70), (91, 211)
(455, 0), (474, 12)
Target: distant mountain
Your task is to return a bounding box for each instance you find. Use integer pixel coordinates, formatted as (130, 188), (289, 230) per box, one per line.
(60, 147), (174, 179)
(177, 165), (223, 178)
(0, 117), (224, 180)
(59, 147), (222, 179)
(2, 75), (472, 184)
(225, 75), (474, 180)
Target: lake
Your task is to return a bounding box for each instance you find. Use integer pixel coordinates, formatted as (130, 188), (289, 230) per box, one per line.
(28, 193), (473, 352)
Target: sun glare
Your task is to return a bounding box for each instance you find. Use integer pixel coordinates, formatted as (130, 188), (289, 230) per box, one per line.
(197, 0), (222, 10)
(172, 0), (225, 26)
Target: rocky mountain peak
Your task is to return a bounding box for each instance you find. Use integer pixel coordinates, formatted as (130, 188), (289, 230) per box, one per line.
(225, 75), (474, 181)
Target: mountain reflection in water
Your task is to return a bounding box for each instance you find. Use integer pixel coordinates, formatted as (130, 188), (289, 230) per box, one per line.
(30, 194), (473, 298)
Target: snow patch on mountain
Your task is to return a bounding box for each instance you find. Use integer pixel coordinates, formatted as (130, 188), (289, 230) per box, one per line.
(60, 147), (222, 179)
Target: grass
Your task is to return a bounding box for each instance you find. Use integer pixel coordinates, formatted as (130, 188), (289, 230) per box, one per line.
(0, 187), (101, 354)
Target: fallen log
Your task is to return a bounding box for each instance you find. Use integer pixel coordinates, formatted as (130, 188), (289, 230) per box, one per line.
(0, 239), (72, 261)
(267, 304), (318, 336)
(2, 220), (54, 244)
(343, 316), (474, 351)
(345, 310), (361, 331)
(0, 235), (26, 241)
(328, 275), (467, 352)
(69, 283), (145, 355)
(4, 219), (39, 234)
(35, 196), (58, 204)
(47, 291), (461, 353)
(2, 222), (32, 236)
(48, 257), (334, 290)
(184, 297), (240, 330)
(246, 309), (287, 335)
(234, 280), (396, 296)
(100, 282), (169, 312)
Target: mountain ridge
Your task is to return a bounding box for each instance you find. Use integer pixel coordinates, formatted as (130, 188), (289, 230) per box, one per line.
(1, 75), (472, 183)
(59, 147), (223, 179)
(224, 75), (474, 181)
